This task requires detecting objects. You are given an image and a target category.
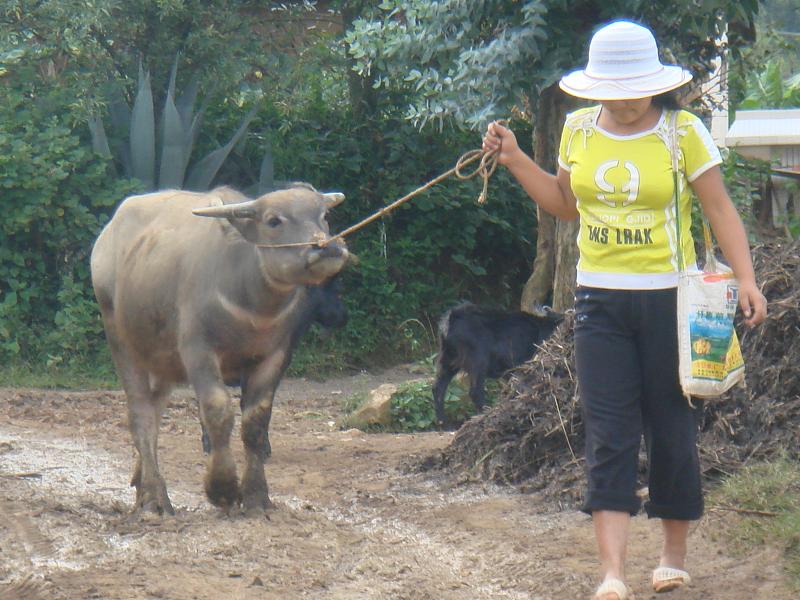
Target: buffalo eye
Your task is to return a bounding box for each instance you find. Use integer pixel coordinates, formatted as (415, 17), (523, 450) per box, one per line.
(266, 216), (282, 228)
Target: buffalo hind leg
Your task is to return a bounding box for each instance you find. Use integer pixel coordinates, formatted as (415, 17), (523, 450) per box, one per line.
(184, 348), (240, 510)
(103, 316), (174, 515)
(129, 378), (174, 514)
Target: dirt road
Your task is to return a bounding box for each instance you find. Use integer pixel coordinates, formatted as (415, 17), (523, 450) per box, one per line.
(0, 368), (793, 599)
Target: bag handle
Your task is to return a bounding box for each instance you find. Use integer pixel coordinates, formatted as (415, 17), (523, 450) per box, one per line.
(669, 110), (716, 273)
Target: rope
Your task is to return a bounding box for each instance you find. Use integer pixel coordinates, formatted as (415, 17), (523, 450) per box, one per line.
(256, 123), (506, 249)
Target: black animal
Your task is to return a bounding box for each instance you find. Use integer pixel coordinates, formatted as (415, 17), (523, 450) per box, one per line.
(432, 302), (563, 424)
(200, 275), (347, 454)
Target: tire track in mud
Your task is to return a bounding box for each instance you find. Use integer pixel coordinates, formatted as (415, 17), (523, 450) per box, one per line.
(1, 424), (549, 598)
(0, 498), (55, 561)
(277, 490), (528, 599)
(0, 575), (54, 600)
(279, 476), (593, 598)
(0, 493), (61, 599)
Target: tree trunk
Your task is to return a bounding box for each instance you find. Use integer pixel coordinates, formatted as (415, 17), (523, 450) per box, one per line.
(520, 84), (568, 312)
(553, 219), (579, 311)
(342, 2), (377, 122)
(520, 209), (555, 311)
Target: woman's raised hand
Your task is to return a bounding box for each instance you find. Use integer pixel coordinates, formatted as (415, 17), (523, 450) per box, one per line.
(482, 121), (520, 167)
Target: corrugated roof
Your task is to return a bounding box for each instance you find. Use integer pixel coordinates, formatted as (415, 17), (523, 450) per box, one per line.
(726, 109), (800, 146)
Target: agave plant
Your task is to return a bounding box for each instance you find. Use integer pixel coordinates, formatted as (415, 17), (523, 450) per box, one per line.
(89, 59), (258, 192)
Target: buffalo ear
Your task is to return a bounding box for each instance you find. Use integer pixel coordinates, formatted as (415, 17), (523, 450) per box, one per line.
(224, 218), (261, 244)
(321, 192), (345, 210)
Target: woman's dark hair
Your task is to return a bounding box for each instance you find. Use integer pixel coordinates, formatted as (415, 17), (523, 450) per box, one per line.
(651, 91), (682, 110)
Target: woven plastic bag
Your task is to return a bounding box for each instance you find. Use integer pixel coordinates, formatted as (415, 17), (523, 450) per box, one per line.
(676, 259), (745, 398)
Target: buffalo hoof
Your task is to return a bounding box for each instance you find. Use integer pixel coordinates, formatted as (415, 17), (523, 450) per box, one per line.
(240, 469), (271, 516)
(242, 492), (274, 517)
(135, 483), (175, 516)
(204, 451), (240, 509)
(205, 476), (241, 509)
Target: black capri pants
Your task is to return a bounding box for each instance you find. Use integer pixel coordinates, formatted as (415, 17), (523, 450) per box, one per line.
(574, 286), (703, 520)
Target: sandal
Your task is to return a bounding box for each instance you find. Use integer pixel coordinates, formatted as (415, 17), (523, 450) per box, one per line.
(652, 566), (691, 592)
(593, 577), (635, 600)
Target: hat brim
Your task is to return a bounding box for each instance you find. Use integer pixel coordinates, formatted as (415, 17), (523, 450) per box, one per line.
(559, 65), (693, 101)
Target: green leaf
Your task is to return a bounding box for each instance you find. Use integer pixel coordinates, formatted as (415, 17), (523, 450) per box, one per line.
(176, 73), (200, 133)
(258, 143), (274, 195)
(108, 84), (132, 176)
(184, 105), (257, 191)
(158, 84), (186, 190)
(2, 291), (18, 308)
(88, 115), (111, 158)
(129, 63), (155, 189)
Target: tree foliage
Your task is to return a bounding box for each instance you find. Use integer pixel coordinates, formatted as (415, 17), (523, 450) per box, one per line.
(739, 59), (800, 109)
(347, 0), (759, 130)
(0, 1), (334, 122)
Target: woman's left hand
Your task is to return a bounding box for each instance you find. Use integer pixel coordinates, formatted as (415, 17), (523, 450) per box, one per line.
(738, 279), (767, 327)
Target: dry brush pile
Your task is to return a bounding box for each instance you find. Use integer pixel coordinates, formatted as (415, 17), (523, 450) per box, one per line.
(417, 240), (800, 507)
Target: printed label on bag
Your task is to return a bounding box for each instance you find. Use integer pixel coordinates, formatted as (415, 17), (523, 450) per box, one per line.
(687, 283), (740, 381)
(678, 270), (746, 397)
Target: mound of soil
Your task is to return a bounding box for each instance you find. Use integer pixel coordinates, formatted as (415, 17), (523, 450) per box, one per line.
(418, 240), (800, 506)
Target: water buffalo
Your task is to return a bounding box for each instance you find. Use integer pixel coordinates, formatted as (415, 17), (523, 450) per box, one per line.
(432, 303), (563, 425)
(91, 184), (348, 515)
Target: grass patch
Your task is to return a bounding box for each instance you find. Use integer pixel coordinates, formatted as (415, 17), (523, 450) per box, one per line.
(0, 360), (118, 390)
(338, 371), (503, 433)
(709, 457), (800, 589)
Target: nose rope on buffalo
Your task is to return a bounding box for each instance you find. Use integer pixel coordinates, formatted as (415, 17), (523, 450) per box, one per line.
(255, 127), (505, 250)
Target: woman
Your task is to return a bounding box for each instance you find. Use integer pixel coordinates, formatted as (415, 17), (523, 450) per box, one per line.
(483, 20), (767, 600)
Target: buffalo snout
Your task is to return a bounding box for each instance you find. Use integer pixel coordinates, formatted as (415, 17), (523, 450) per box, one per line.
(306, 241), (348, 268)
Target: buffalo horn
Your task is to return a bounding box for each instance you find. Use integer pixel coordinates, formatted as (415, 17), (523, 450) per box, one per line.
(321, 192), (345, 208)
(192, 200), (257, 219)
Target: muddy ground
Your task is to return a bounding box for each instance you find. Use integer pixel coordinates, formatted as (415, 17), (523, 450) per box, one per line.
(0, 367), (793, 599)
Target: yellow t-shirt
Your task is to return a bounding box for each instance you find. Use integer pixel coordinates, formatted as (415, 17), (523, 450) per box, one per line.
(558, 106), (722, 289)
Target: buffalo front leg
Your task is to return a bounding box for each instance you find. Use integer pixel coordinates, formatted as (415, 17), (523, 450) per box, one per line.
(183, 349), (240, 510)
(240, 352), (287, 514)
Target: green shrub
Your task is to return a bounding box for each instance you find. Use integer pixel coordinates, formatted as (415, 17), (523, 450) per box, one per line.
(0, 89), (137, 370)
(389, 377), (497, 432)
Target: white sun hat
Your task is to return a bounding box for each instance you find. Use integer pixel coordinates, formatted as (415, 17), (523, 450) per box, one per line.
(559, 20), (693, 101)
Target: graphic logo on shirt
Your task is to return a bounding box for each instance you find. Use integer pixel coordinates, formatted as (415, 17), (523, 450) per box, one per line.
(595, 160), (640, 208)
(586, 160), (653, 248)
